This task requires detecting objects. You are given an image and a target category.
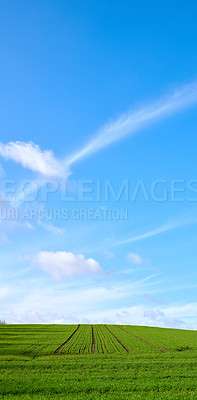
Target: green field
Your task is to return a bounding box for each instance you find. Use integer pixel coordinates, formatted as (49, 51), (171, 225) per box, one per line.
(0, 324), (196, 399)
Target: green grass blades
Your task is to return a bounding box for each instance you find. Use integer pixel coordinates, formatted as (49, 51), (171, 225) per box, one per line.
(0, 324), (196, 399)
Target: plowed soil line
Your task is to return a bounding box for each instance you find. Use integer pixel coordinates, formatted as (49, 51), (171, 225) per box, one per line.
(104, 325), (131, 353)
(54, 325), (80, 354)
(91, 325), (95, 353)
(117, 326), (166, 353)
(97, 332), (104, 353)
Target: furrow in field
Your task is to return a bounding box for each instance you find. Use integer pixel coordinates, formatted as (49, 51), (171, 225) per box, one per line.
(93, 325), (105, 353)
(104, 325), (131, 353)
(108, 325), (165, 354)
(96, 330), (104, 353)
(54, 324), (80, 354)
(121, 325), (197, 352)
(0, 325), (78, 357)
(94, 325), (125, 353)
(60, 324), (92, 354)
(117, 325), (166, 353)
(91, 325), (95, 353)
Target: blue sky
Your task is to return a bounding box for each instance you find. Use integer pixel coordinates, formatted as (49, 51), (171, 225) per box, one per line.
(0, 0), (197, 327)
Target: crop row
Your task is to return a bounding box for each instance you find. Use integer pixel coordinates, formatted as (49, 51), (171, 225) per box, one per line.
(107, 325), (161, 354)
(1, 324), (196, 356)
(60, 324), (92, 354)
(94, 325), (126, 354)
(120, 325), (197, 352)
(0, 324), (77, 356)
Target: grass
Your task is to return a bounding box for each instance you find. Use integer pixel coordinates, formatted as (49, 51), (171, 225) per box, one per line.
(94, 325), (125, 353)
(61, 324), (92, 354)
(0, 324), (196, 399)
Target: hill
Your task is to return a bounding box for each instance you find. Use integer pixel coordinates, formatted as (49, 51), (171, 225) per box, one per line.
(0, 324), (196, 399)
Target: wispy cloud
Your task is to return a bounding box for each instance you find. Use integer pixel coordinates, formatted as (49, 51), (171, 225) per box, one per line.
(127, 252), (145, 265)
(1, 82), (197, 207)
(0, 141), (70, 178)
(1, 82), (197, 176)
(1, 272), (196, 327)
(113, 215), (197, 247)
(67, 82), (197, 165)
(38, 220), (65, 235)
(12, 179), (46, 207)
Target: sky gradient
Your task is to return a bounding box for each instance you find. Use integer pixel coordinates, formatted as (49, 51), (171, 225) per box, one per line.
(0, 0), (197, 328)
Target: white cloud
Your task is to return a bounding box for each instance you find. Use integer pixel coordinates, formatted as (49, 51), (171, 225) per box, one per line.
(1, 82), (197, 207)
(0, 287), (10, 299)
(1, 305), (193, 328)
(34, 251), (103, 280)
(67, 82), (197, 165)
(144, 309), (186, 329)
(164, 302), (197, 318)
(1, 83), (197, 179)
(1, 273), (197, 328)
(0, 309), (45, 324)
(0, 141), (69, 178)
(127, 252), (144, 265)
